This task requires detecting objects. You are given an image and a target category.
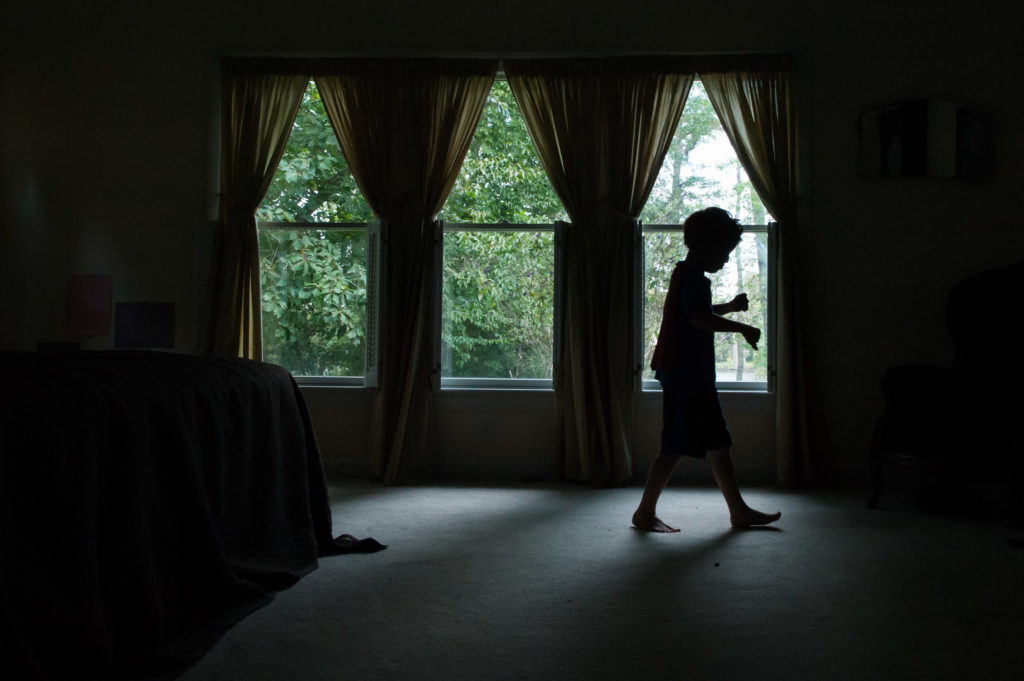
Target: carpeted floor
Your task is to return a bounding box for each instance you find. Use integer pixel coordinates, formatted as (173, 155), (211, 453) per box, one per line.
(179, 481), (1023, 681)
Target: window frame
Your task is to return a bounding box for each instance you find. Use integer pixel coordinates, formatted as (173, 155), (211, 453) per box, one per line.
(256, 219), (382, 388)
(254, 74), (781, 395)
(636, 221), (777, 394)
(435, 221), (562, 391)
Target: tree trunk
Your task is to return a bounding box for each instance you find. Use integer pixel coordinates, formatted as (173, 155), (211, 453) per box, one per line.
(734, 248), (745, 382)
(733, 162), (745, 381)
(757, 238), (768, 350)
(668, 147), (683, 220)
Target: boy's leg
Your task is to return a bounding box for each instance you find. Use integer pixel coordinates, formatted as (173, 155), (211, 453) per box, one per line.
(633, 453), (682, 532)
(707, 448), (782, 528)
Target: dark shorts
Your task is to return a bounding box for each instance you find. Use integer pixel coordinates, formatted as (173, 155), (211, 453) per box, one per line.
(660, 387), (732, 459)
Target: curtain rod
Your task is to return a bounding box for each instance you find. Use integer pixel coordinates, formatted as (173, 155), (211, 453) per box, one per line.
(219, 53), (796, 75)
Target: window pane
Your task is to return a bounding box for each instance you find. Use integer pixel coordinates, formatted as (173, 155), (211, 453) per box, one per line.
(643, 231), (769, 384)
(442, 231), (554, 379)
(256, 80), (373, 381)
(259, 228), (367, 377)
(257, 80), (373, 224)
(439, 81), (566, 224)
(641, 81), (769, 225)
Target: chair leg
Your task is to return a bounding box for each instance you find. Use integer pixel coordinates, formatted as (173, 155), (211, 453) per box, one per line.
(868, 426), (885, 509)
(1008, 478), (1023, 528)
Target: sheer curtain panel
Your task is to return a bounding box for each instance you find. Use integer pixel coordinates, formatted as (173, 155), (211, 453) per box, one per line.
(315, 59), (497, 483)
(209, 67), (307, 359)
(700, 64), (815, 485)
(506, 58), (692, 485)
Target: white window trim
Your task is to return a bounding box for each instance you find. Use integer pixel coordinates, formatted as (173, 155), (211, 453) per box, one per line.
(256, 220), (381, 388)
(436, 222), (560, 391)
(637, 221), (777, 394)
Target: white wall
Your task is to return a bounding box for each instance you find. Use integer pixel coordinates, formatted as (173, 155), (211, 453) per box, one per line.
(4, 0), (1022, 485)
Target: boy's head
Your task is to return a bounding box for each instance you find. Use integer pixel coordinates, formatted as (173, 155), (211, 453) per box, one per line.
(683, 207), (743, 271)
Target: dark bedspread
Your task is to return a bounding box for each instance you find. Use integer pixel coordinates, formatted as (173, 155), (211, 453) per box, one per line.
(0, 351), (381, 680)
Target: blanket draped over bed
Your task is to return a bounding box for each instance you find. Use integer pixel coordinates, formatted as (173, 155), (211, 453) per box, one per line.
(0, 351), (382, 680)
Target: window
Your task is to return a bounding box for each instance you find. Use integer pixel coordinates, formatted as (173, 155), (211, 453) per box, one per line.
(440, 226), (556, 388)
(436, 80), (565, 389)
(256, 80), (378, 385)
(639, 81), (775, 392)
(254, 77), (775, 394)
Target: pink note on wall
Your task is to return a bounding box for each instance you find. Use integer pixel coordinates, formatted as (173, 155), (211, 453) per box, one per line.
(66, 274), (113, 337)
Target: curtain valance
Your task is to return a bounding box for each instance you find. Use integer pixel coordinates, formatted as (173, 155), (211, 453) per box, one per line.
(219, 53), (795, 77)
(220, 56), (498, 77)
(503, 53), (794, 76)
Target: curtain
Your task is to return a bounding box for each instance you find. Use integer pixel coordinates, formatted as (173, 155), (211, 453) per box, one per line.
(506, 58), (692, 485)
(699, 67), (814, 485)
(315, 59), (497, 483)
(209, 69), (307, 359)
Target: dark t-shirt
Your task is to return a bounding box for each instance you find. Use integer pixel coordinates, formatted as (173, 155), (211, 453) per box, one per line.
(650, 260), (716, 394)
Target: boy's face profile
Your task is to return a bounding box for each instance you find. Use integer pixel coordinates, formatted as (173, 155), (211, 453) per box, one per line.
(690, 245), (733, 273)
(707, 249), (731, 272)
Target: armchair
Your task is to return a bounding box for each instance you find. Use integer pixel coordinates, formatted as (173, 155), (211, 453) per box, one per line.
(868, 260), (1024, 522)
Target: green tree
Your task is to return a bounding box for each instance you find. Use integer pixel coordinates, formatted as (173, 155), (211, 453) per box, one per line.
(440, 81), (565, 225)
(642, 232), (768, 383)
(257, 81), (372, 376)
(641, 82), (722, 225)
(259, 228), (367, 376)
(255, 78), (770, 383)
(257, 81), (372, 224)
(443, 231), (554, 379)
(640, 82), (771, 383)
(438, 81), (564, 379)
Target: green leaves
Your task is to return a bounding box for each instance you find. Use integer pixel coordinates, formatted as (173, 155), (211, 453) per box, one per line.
(255, 80), (374, 377)
(255, 79), (769, 382)
(442, 231), (554, 379)
(641, 231), (769, 382)
(256, 81), (373, 225)
(439, 81), (565, 225)
(641, 81), (766, 225)
(259, 228), (368, 377)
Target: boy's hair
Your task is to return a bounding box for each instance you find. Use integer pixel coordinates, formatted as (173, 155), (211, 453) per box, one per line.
(683, 207), (743, 253)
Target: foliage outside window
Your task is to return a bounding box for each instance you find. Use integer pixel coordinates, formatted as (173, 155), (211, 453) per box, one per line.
(643, 231), (769, 384)
(442, 230), (554, 380)
(256, 81), (373, 378)
(640, 81), (773, 389)
(438, 80), (564, 384)
(253, 78), (774, 391)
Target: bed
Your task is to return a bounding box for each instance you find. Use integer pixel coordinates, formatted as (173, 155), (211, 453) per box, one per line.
(0, 350), (382, 680)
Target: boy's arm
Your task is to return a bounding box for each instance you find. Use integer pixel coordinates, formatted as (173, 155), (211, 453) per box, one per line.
(712, 293), (749, 316)
(690, 307), (761, 350)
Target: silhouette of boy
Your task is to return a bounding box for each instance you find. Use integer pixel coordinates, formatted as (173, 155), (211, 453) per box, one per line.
(633, 207), (781, 532)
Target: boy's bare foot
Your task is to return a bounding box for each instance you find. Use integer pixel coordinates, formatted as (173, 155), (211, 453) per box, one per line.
(632, 509), (680, 533)
(731, 507), (781, 529)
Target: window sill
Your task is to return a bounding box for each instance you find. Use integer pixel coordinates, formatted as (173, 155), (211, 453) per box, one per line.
(638, 387), (775, 414)
(295, 382), (367, 389)
(437, 387), (556, 412)
(440, 378), (553, 390)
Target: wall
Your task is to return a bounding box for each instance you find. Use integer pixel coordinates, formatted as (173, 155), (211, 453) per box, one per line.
(3, 0), (1022, 486)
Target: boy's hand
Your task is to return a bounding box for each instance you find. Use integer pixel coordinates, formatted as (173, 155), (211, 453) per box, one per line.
(741, 326), (761, 350)
(729, 293), (750, 312)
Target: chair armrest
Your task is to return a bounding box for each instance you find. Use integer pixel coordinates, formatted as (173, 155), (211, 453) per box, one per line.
(880, 363), (956, 416)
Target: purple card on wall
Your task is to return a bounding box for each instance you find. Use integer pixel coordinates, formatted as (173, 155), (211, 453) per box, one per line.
(66, 274), (113, 337)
